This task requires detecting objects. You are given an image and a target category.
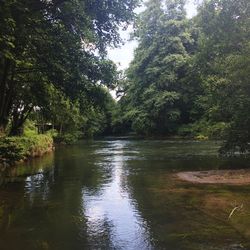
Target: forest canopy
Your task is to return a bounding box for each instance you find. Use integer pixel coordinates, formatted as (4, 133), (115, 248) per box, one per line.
(0, 0), (139, 138)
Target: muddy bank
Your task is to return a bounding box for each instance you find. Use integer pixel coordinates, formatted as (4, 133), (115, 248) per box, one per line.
(177, 169), (250, 185)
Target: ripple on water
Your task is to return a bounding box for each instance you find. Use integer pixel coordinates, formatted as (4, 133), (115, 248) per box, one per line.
(1, 139), (250, 250)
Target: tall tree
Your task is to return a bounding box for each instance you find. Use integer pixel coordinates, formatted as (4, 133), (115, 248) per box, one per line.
(120, 0), (199, 135)
(195, 0), (250, 152)
(0, 0), (139, 135)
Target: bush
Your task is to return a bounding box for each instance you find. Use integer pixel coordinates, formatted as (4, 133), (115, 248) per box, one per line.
(45, 129), (58, 138)
(0, 138), (25, 164)
(0, 134), (53, 166)
(23, 119), (38, 137)
(194, 134), (209, 140)
(177, 124), (194, 137)
(177, 120), (228, 140)
(54, 131), (82, 144)
(207, 122), (228, 139)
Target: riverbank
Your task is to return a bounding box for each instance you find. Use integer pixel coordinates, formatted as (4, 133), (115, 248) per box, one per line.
(177, 169), (250, 185)
(0, 134), (54, 169)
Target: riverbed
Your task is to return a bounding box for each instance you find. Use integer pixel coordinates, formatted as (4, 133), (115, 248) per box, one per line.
(1, 139), (250, 249)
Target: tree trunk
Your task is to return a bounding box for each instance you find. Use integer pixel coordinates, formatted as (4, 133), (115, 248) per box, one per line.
(0, 60), (15, 134)
(9, 125), (24, 136)
(9, 105), (33, 136)
(0, 59), (11, 113)
(60, 123), (63, 135)
(0, 124), (6, 136)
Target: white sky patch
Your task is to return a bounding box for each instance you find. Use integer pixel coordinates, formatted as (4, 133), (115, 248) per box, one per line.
(186, 0), (198, 18)
(108, 1), (198, 71)
(107, 25), (138, 71)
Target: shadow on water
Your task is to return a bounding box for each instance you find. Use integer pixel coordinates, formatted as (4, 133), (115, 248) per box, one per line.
(0, 140), (250, 249)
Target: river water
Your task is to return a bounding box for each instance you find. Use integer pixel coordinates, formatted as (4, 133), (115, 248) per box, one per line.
(1, 139), (250, 250)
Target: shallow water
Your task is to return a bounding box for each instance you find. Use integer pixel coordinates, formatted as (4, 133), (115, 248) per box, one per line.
(1, 139), (250, 250)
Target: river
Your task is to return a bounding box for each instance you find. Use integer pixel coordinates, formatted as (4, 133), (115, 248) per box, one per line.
(1, 139), (250, 250)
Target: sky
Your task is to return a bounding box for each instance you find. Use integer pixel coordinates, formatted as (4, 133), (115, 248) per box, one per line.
(107, 0), (198, 71)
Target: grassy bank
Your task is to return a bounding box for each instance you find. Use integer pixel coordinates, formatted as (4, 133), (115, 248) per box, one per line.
(0, 134), (53, 167)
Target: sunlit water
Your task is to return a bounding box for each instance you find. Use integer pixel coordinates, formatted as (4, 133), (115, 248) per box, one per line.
(1, 139), (250, 250)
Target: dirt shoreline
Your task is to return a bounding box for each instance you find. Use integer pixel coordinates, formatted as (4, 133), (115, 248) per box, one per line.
(176, 169), (250, 185)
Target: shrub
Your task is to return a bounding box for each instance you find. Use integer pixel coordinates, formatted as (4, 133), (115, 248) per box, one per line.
(0, 137), (25, 164)
(178, 120), (228, 140)
(177, 124), (194, 137)
(0, 134), (53, 166)
(54, 131), (82, 144)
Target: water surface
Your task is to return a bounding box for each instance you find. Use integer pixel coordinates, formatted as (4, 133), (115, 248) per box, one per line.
(1, 139), (250, 250)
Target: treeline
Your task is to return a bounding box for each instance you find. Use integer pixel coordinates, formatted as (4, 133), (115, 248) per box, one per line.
(1, 0), (249, 154)
(0, 0), (138, 142)
(115, 0), (250, 153)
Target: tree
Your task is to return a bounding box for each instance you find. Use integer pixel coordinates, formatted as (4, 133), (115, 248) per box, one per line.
(119, 0), (199, 135)
(195, 0), (250, 152)
(0, 0), (139, 135)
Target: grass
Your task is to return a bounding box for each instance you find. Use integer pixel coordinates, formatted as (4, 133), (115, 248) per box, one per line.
(0, 121), (54, 166)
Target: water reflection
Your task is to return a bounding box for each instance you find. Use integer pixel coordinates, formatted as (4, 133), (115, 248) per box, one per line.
(1, 140), (250, 249)
(24, 169), (54, 203)
(82, 141), (153, 249)
(0, 152), (54, 186)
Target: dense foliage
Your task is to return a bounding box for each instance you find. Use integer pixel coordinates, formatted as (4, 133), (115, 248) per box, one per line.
(1, 0), (249, 155)
(120, 0), (200, 135)
(0, 133), (53, 165)
(116, 0), (250, 153)
(195, 0), (250, 153)
(0, 0), (138, 138)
